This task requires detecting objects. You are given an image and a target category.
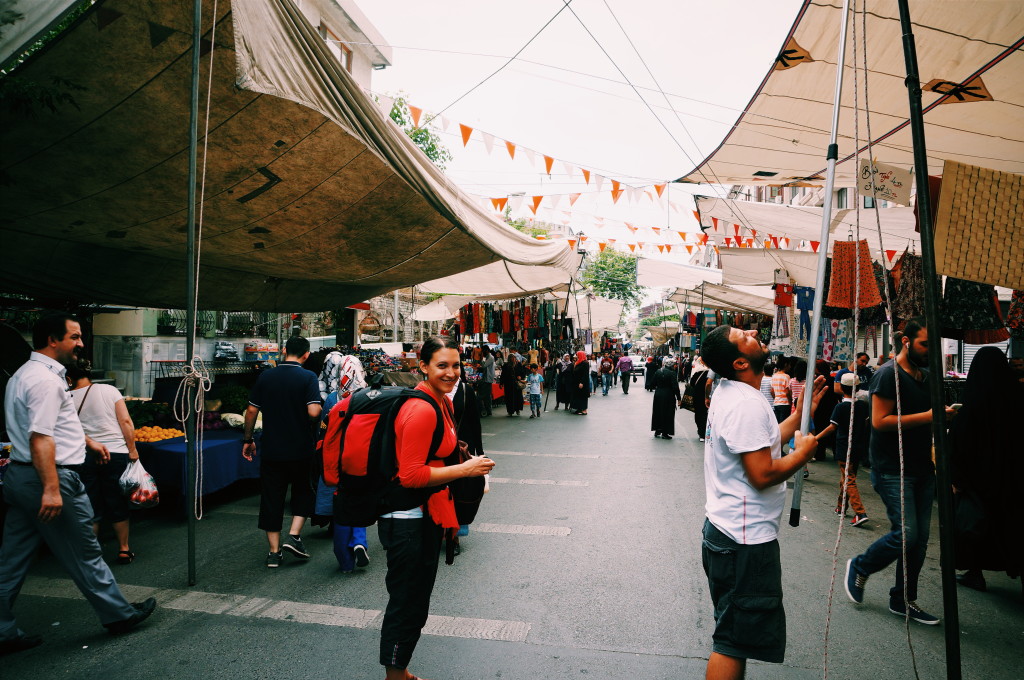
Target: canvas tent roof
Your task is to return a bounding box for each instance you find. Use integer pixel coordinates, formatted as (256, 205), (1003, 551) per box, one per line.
(412, 290), (623, 333)
(718, 250), (821, 287)
(676, 1), (1024, 186)
(670, 283), (775, 316)
(636, 258), (723, 289)
(414, 260), (576, 298)
(0, 0), (578, 311)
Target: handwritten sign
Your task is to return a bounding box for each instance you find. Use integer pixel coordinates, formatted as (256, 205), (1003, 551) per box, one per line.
(859, 159), (913, 206)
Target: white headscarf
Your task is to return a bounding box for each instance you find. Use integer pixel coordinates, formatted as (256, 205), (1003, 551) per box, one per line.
(337, 354), (367, 398)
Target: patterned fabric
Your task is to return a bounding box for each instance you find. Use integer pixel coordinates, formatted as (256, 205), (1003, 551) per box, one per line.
(858, 262), (890, 328)
(892, 253), (929, 330)
(1007, 290), (1024, 339)
(825, 240), (883, 310)
(318, 351), (344, 401)
(941, 277), (1010, 344)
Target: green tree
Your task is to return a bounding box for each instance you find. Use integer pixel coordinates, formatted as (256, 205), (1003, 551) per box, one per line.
(581, 249), (644, 310)
(504, 208), (552, 238)
(640, 314), (680, 327)
(385, 94), (453, 170)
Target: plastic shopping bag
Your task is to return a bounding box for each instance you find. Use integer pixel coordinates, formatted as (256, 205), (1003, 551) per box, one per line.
(118, 460), (160, 508)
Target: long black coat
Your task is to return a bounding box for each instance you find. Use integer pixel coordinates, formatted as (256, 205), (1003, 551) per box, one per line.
(500, 362), (526, 414)
(651, 368), (681, 434)
(644, 359), (659, 390)
(570, 361), (590, 412)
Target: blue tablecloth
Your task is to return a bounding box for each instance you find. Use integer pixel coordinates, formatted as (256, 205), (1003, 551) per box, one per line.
(137, 429), (260, 498)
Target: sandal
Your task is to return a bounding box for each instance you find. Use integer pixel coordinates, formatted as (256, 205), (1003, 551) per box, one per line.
(117, 550), (135, 565)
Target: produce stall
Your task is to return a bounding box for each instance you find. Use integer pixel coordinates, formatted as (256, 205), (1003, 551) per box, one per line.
(137, 430), (260, 507)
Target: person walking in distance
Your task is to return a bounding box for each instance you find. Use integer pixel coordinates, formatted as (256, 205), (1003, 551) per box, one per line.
(650, 358), (681, 440)
(844, 317), (955, 625)
(616, 353), (634, 394)
(770, 357), (791, 423)
(479, 346), (495, 417)
(378, 337), (494, 680)
(599, 352), (614, 396)
(1, 313), (156, 655)
(526, 364), (544, 418)
(699, 325), (826, 679)
(243, 335), (323, 568)
(815, 372), (870, 525)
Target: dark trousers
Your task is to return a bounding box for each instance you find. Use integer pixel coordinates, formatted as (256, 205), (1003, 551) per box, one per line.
(258, 458), (314, 532)
(378, 517), (443, 669)
(621, 371), (631, 394)
(480, 381), (493, 415)
(773, 405), (790, 423)
(694, 404), (708, 439)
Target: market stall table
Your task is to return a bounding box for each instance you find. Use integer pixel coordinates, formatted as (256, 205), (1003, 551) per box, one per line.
(136, 429), (260, 506)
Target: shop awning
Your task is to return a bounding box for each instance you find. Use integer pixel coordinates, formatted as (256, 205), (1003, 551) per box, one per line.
(0, 0), (578, 311)
(670, 283), (776, 316)
(555, 294), (625, 333)
(676, 1), (1024, 186)
(696, 197), (921, 255)
(718, 250), (821, 287)
(415, 260), (576, 298)
(636, 258), (723, 289)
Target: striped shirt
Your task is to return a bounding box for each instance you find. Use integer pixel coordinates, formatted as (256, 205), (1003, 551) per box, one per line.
(789, 378), (805, 413)
(770, 372), (790, 406)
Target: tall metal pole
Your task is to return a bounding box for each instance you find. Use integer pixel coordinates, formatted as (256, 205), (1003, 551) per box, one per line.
(789, 0), (853, 528)
(393, 289), (400, 343)
(896, 1), (961, 676)
(184, 0), (202, 586)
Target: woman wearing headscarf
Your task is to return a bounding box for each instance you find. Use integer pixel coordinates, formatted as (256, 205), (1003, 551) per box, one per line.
(644, 356), (658, 392)
(554, 353), (573, 410)
(689, 355), (711, 442)
(315, 354), (372, 571)
(949, 346), (1022, 591)
(651, 357), (681, 439)
(570, 350), (590, 415)
(499, 353), (526, 416)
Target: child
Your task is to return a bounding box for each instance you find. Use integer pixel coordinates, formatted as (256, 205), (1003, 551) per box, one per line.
(816, 372), (870, 526)
(526, 363), (544, 418)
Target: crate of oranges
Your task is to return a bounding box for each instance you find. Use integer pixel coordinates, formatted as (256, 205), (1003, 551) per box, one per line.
(134, 426), (185, 443)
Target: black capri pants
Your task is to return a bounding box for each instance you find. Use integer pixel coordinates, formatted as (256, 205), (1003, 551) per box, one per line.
(79, 453), (132, 523)
(258, 457), (315, 532)
(377, 516), (444, 669)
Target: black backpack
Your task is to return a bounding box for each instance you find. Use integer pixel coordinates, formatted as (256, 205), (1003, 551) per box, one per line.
(323, 384), (446, 527)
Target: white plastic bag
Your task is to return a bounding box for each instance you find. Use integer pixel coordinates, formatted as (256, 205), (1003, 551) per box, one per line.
(118, 460), (160, 508)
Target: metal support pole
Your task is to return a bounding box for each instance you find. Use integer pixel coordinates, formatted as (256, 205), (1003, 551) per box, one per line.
(184, 0), (202, 587)
(790, 0), (853, 527)
(896, 1), (961, 675)
(393, 289), (400, 343)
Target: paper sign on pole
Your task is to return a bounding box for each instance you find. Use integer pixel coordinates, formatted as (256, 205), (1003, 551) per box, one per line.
(859, 159), (913, 206)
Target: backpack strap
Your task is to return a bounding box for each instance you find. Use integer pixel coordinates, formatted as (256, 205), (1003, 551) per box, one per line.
(377, 390), (447, 479)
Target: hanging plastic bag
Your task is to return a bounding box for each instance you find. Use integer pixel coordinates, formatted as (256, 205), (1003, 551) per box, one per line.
(118, 460), (160, 508)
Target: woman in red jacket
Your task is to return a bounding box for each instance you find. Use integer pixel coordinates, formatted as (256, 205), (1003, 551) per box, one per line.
(380, 336), (495, 680)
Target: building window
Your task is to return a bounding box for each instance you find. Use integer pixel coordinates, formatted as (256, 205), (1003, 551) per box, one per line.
(864, 195), (875, 209)
(769, 185), (782, 199)
(836, 187), (847, 209)
(318, 24), (352, 72)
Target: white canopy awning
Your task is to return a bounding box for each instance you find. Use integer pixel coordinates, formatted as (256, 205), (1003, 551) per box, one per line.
(696, 197), (921, 256)
(636, 257), (723, 289)
(416, 260), (576, 298)
(555, 294), (625, 333)
(718, 250), (821, 287)
(670, 283), (776, 316)
(677, 1), (1024, 186)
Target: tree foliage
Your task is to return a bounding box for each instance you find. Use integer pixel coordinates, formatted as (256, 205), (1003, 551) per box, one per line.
(504, 209), (552, 238)
(581, 249), (644, 310)
(640, 314), (680, 327)
(386, 94), (453, 170)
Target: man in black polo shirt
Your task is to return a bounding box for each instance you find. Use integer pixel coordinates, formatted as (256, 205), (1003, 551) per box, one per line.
(243, 336), (322, 568)
(845, 317), (955, 624)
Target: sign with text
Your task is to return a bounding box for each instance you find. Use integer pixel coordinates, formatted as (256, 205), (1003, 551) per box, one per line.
(859, 159), (913, 206)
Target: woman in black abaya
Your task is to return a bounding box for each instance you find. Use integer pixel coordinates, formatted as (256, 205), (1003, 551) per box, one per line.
(651, 358), (681, 439)
(500, 354), (526, 416)
(569, 350), (590, 415)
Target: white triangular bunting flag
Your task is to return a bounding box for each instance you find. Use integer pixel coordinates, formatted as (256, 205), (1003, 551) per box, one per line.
(522, 148), (536, 167)
(547, 194), (562, 209)
(377, 94), (395, 115)
(562, 161), (574, 179)
(508, 194), (524, 212)
(481, 131), (496, 155)
(439, 115), (451, 133)
(594, 175), (605, 192)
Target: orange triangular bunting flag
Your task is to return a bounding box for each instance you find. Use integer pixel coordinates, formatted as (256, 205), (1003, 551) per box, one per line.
(771, 236), (779, 248)
(651, 227), (661, 235)
(712, 217), (719, 231)
(531, 196), (544, 214)
(700, 234), (709, 245)
(505, 141), (517, 160)
(582, 169), (591, 184)
(408, 105), (423, 127)
(628, 243), (636, 252)
(579, 235), (588, 243)
(598, 242), (607, 252)
(490, 197), (508, 211)
(746, 238), (754, 247)
(724, 237), (732, 247)
(569, 193), (581, 206)
(611, 189), (624, 203)
(459, 124), (473, 147)
(886, 249), (898, 262)
(665, 244), (672, 253)
(567, 239), (577, 250)
(692, 210), (700, 222)
(677, 231), (687, 241)
(686, 245), (693, 254)
(654, 183), (666, 197)
(543, 155), (554, 174)
(810, 241), (820, 253)
(734, 224), (741, 236)
(657, 245), (665, 253)
(626, 224), (638, 233)
(751, 229), (758, 238)
(611, 180), (621, 192)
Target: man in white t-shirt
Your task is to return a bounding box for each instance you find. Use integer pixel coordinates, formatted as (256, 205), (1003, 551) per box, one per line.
(700, 324), (824, 679)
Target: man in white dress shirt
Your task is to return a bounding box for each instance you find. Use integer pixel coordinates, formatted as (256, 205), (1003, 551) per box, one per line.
(0, 313), (155, 655)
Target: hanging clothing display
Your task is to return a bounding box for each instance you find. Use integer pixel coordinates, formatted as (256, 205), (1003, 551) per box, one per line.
(773, 283), (794, 307)
(858, 262), (890, 329)
(940, 277), (1010, 344)
(825, 240), (883, 310)
(892, 252), (929, 330)
(793, 285), (815, 340)
(822, 257), (851, 320)
(829, 319), (855, 364)
(1007, 290), (1024, 340)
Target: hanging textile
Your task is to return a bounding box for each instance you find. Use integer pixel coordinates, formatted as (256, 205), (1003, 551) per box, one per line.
(858, 262), (890, 329)
(773, 283), (794, 307)
(825, 240), (883, 310)
(940, 277), (1010, 344)
(892, 252), (930, 330)
(1007, 290), (1024, 340)
(793, 285), (815, 340)
(822, 257), (851, 320)
(830, 319), (855, 364)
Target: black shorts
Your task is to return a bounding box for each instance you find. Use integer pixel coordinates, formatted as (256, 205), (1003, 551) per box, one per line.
(80, 453), (132, 523)
(701, 519), (786, 663)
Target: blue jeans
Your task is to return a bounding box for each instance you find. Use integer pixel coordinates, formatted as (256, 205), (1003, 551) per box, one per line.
(601, 373), (612, 395)
(851, 471), (935, 601)
(334, 524), (368, 572)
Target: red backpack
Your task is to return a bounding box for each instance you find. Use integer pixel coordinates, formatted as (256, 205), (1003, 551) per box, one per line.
(320, 386), (445, 527)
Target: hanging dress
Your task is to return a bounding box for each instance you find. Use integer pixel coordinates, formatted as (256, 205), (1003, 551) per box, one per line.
(940, 277), (1010, 344)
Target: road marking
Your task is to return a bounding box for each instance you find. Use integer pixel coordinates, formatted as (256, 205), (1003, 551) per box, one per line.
(480, 433), (496, 437)
(20, 576), (531, 641)
(487, 450), (599, 459)
(488, 477), (588, 487)
(215, 506), (261, 516)
(472, 523), (571, 536)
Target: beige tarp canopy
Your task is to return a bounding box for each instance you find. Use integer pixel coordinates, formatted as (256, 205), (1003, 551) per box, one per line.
(415, 260), (576, 298)
(0, 0), (577, 311)
(718, 250), (821, 288)
(677, 1), (1024, 186)
(636, 258), (722, 289)
(670, 283), (775, 316)
(696, 196), (921, 255)
(412, 290), (624, 333)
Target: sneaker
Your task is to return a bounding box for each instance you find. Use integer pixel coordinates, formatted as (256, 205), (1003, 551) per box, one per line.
(889, 599), (940, 625)
(104, 597), (157, 634)
(282, 535), (310, 559)
(529, 414), (535, 419)
(852, 513), (869, 527)
(353, 545), (370, 569)
(266, 551), (283, 568)
(803, 469), (810, 479)
(834, 507), (845, 517)
(698, 437), (705, 443)
(845, 558), (867, 604)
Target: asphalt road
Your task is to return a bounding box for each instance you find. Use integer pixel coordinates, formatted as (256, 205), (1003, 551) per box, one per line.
(4, 384), (1022, 679)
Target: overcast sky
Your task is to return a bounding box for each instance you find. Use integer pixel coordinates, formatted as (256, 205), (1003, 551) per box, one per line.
(359, 0), (804, 263)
